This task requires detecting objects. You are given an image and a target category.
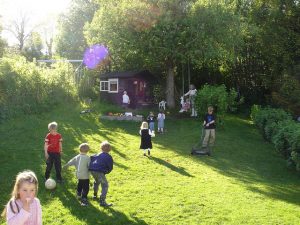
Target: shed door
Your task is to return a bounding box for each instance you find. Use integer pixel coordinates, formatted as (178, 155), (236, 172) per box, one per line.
(135, 80), (145, 97)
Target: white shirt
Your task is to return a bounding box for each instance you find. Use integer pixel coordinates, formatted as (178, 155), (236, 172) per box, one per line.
(122, 94), (130, 104)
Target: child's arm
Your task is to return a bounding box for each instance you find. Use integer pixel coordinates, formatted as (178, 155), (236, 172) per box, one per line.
(6, 201), (31, 225)
(62, 156), (76, 170)
(59, 137), (63, 153)
(44, 140), (49, 160)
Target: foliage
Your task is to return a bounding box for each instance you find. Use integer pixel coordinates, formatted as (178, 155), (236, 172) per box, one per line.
(22, 32), (43, 61)
(251, 107), (292, 135)
(152, 84), (165, 104)
(271, 75), (300, 115)
(77, 70), (98, 100)
(251, 106), (300, 172)
(85, 0), (243, 107)
(55, 0), (98, 59)
(225, 1), (300, 104)
(250, 104), (261, 121)
(0, 56), (77, 120)
(194, 84), (241, 117)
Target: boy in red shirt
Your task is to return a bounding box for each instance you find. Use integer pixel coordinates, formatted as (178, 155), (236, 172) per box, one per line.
(44, 121), (63, 183)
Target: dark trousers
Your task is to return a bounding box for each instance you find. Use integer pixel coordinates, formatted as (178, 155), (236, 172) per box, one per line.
(45, 152), (62, 180)
(77, 179), (90, 199)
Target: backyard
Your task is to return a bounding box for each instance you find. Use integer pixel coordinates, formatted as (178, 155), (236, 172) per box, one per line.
(0, 103), (299, 225)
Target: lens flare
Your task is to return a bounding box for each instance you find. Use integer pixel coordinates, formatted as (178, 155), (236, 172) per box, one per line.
(83, 44), (109, 69)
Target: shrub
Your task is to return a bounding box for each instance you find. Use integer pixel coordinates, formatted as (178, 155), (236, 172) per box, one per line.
(251, 105), (300, 172)
(251, 107), (292, 136)
(0, 56), (77, 120)
(194, 84), (241, 118)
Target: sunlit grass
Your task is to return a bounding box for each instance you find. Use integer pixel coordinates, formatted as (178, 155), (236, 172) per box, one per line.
(0, 103), (299, 224)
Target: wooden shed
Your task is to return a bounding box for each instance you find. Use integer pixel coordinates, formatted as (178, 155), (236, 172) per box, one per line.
(99, 70), (155, 108)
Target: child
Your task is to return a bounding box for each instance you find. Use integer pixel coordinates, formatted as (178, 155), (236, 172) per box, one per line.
(89, 141), (113, 207)
(63, 143), (91, 206)
(1, 170), (42, 225)
(202, 106), (216, 148)
(147, 112), (155, 132)
(44, 121), (63, 183)
(139, 121), (153, 156)
(157, 110), (166, 134)
(122, 91), (130, 108)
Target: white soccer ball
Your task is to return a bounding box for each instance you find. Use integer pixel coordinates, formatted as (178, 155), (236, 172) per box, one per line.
(45, 178), (56, 190)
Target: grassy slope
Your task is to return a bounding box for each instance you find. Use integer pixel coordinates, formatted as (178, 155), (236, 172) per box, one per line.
(0, 103), (299, 225)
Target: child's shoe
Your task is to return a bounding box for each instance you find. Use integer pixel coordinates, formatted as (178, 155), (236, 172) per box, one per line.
(81, 198), (88, 206)
(148, 150), (151, 156)
(143, 153), (146, 156)
(100, 196), (112, 207)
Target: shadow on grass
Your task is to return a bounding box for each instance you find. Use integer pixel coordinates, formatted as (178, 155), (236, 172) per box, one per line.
(76, 115), (300, 206)
(155, 116), (300, 206)
(53, 183), (148, 225)
(149, 156), (194, 177)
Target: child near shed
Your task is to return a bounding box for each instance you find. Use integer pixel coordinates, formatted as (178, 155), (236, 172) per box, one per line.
(139, 121), (153, 156)
(157, 110), (166, 134)
(147, 111), (155, 132)
(63, 143), (91, 206)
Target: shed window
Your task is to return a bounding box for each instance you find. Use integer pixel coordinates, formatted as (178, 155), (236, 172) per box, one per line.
(100, 81), (109, 91)
(108, 79), (118, 93)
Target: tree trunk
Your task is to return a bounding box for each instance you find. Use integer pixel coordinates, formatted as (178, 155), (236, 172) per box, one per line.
(166, 66), (175, 108)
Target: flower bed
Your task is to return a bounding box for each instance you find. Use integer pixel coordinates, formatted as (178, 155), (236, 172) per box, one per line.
(100, 114), (143, 122)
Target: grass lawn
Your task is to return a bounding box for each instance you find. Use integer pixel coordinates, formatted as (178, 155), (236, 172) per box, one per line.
(0, 102), (299, 225)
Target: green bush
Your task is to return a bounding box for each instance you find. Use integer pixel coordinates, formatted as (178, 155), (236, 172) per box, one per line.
(194, 84), (241, 118)
(251, 107), (292, 136)
(0, 56), (77, 120)
(250, 104), (261, 121)
(251, 106), (300, 172)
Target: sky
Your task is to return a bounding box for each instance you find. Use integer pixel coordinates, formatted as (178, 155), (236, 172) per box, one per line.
(0, 0), (72, 45)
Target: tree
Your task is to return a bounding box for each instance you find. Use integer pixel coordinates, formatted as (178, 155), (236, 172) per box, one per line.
(55, 0), (98, 59)
(85, 0), (242, 107)
(0, 18), (8, 57)
(23, 32), (43, 61)
(5, 12), (34, 51)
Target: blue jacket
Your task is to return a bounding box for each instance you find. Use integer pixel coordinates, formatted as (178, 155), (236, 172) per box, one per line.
(89, 152), (113, 174)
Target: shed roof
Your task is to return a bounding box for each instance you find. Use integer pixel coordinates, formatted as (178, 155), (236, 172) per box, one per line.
(100, 70), (154, 79)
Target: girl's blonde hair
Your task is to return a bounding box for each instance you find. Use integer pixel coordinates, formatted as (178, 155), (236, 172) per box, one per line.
(140, 121), (148, 129)
(1, 170), (39, 218)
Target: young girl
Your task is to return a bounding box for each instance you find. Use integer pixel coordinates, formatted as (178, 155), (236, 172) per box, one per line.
(1, 170), (42, 225)
(139, 121), (153, 156)
(157, 110), (166, 133)
(146, 112), (155, 132)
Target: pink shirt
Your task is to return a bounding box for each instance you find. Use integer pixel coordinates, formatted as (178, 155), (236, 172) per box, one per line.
(6, 198), (42, 225)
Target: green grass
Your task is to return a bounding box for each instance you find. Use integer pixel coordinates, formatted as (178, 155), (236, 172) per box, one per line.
(0, 103), (300, 225)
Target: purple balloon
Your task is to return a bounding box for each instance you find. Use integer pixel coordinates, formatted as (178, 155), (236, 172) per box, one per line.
(83, 44), (109, 69)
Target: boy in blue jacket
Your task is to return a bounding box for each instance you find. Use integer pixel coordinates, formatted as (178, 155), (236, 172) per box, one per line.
(89, 141), (113, 207)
